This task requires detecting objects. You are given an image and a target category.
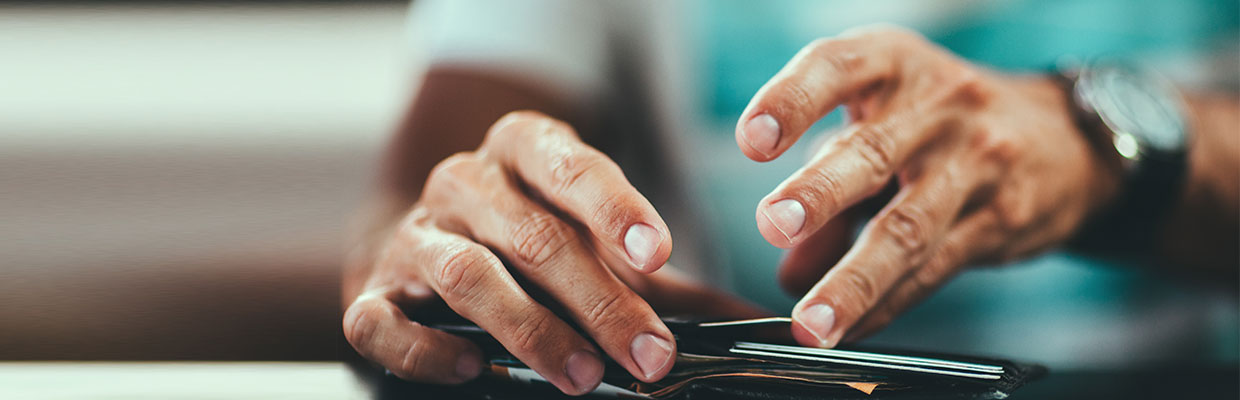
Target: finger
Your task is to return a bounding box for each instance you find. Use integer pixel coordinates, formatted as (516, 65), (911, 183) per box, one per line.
(776, 210), (856, 295)
(790, 157), (973, 348)
(342, 288), (484, 384)
(391, 224), (605, 395)
(756, 110), (948, 248)
(736, 26), (912, 161)
(482, 111), (672, 273)
(843, 208), (998, 341)
(432, 161), (675, 382)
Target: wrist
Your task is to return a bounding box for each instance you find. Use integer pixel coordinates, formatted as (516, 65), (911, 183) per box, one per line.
(1048, 60), (1194, 254)
(1035, 75), (1125, 225)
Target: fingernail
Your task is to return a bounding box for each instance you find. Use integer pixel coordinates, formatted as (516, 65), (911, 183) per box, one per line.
(742, 114), (781, 155)
(454, 351), (483, 382)
(624, 223), (660, 270)
(565, 350), (604, 394)
(763, 199), (806, 241)
(795, 303), (836, 347)
(630, 333), (674, 380)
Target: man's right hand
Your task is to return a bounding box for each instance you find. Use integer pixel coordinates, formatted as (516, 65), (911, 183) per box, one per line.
(342, 111), (677, 395)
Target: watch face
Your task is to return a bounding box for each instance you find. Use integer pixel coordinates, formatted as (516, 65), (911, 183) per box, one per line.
(1080, 64), (1188, 158)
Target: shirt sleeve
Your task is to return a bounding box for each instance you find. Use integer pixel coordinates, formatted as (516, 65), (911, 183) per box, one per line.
(406, 0), (611, 102)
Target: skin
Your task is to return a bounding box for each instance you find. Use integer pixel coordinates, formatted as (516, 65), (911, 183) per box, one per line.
(342, 69), (761, 396)
(735, 25), (1239, 348)
(345, 24), (1238, 396)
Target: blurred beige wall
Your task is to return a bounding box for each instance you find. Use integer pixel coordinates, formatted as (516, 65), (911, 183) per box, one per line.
(0, 2), (410, 360)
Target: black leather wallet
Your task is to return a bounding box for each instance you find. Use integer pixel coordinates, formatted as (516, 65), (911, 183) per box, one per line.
(427, 317), (1046, 399)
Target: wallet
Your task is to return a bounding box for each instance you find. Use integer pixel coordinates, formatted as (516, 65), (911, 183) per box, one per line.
(427, 316), (1045, 399)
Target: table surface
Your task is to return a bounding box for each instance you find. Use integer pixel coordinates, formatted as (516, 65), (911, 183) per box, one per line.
(3, 362), (1236, 399)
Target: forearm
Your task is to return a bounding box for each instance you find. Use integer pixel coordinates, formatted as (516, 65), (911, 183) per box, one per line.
(1158, 92), (1240, 275)
(342, 68), (580, 304)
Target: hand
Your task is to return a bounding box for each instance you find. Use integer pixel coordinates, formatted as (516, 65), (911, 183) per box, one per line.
(735, 25), (1120, 348)
(343, 111), (679, 395)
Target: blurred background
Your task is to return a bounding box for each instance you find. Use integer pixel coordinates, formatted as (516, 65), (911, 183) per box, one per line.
(2, 0), (1236, 373)
(1, 1), (410, 360)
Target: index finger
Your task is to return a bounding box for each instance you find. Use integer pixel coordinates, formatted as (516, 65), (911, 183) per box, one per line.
(481, 111), (672, 273)
(736, 26), (907, 161)
(402, 228), (606, 395)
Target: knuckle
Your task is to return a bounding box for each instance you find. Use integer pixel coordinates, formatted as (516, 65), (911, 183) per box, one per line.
(548, 148), (608, 195)
(838, 268), (881, 307)
(580, 289), (632, 332)
(807, 37), (836, 52)
(425, 152), (482, 193)
(499, 110), (546, 124)
(909, 262), (944, 295)
(433, 244), (493, 302)
(911, 250), (962, 296)
(510, 213), (574, 267)
(994, 190), (1036, 230)
(592, 189), (644, 239)
(925, 68), (990, 109)
(818, 48), (864, 79)
(384, 210), (434, 270)
(925, 242), (963, 276)
(879, 205), (931, 258)
(440, 151), (483, 171)
(484, 110), (577, 150)
(489, 110), (547, 138)
(775, 79), (817, 122)
(804, 37), (838, 63)
(845, 122), (898, 178)
(509, 311), (555, 355)
(544, 118), (575, 137)
(343, 300), (384, 352)
(804, 37), (864, 80)
(791, 166), (845, 216)
(397, 336), (431, 379)
(971, 126), (1019, 166)
(948, 70), (989, 105)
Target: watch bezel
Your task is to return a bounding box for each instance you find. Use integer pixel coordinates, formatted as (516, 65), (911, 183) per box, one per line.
(1073, 61), (1191, 165)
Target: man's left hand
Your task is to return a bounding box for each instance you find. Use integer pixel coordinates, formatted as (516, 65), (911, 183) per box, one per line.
(736, 25), (1121, 348)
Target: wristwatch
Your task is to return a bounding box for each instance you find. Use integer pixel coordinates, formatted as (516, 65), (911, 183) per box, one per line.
(1054, 59), (1192, 252)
